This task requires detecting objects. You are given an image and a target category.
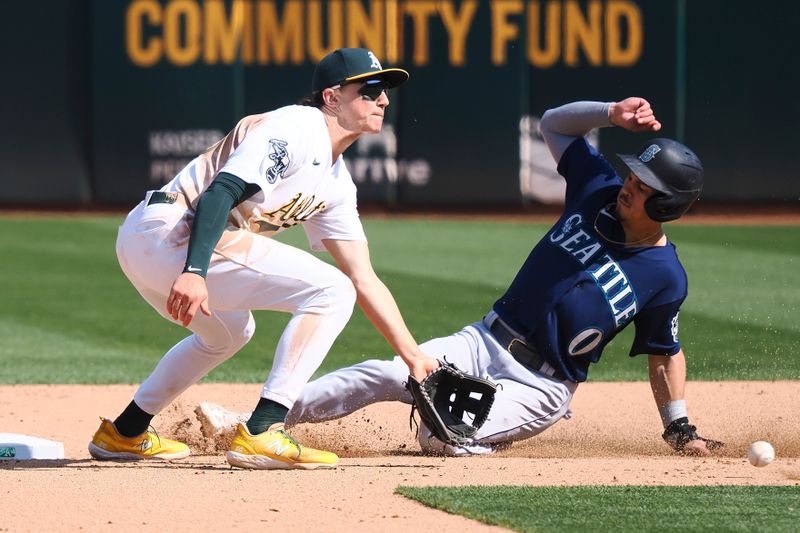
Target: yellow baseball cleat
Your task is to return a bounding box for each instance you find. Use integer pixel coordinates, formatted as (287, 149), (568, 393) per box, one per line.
(88, 417), (190, 461)
(226, 423), (338, 470)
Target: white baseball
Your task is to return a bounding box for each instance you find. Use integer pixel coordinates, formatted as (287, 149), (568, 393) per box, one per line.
(747, 441), (775, 467)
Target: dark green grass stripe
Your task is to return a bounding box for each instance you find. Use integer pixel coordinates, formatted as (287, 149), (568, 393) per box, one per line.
(396, 485), (800, 533)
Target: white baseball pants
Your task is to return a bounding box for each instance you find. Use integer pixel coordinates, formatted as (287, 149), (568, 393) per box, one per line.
(286, 313), (578, 455)
(115, 195), (356, 414)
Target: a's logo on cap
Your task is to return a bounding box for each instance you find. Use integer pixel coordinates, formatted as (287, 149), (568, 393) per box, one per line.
(639, 144), (661, 163)
(367, 51), (382, 70)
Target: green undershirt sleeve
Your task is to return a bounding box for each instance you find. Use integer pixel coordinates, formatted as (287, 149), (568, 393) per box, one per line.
(183, 172), (261, 278)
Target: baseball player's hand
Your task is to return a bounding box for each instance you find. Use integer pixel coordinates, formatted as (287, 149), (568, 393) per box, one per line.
(609, 97), (662, 133)
(408, 355), (441, 382)
(167, 272), (211, 327)
(662, 417), (724, 456)
(682, 439), (715, 457)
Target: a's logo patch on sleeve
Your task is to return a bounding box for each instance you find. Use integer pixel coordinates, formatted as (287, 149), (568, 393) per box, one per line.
(266, 139), (290, 184)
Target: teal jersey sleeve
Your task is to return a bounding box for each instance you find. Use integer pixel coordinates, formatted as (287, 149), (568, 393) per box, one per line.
(183, 172), (260, 278)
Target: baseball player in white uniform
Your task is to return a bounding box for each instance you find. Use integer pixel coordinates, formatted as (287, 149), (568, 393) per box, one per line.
(88, 48), (439, 469)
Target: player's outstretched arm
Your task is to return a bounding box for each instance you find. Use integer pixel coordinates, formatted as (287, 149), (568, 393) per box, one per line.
(539, 101), (613, 163)
(322, 238), (440, 381)
(649, 351), (722, 456)
(539, 97), (662, 164)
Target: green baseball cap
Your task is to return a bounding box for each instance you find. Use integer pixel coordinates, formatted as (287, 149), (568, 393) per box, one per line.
(312, 48), (409, 93)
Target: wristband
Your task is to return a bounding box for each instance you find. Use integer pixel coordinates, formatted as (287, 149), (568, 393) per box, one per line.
(658, 399), (687, 428)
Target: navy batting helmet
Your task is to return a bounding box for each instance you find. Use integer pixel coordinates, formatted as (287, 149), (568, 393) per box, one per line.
(617, 138), (704, 222)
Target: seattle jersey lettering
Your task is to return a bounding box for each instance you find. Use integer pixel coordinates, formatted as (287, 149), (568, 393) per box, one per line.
(548, 214), (602, 265)
(549, 213), (638, 328)
(588, 254), (637, 327)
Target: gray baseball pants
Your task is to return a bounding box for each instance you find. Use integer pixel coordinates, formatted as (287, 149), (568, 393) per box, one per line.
(287, 312), (577, 455)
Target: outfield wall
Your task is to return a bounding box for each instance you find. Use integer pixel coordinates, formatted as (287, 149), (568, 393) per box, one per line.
(2, 1), (798, 206)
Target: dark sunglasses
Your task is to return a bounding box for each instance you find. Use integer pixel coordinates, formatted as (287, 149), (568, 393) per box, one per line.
(330, 80), (388, 102)
(357, 82), (387, 102)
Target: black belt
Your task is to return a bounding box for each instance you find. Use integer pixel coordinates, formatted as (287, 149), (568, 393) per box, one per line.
(489, 319), (566, 381)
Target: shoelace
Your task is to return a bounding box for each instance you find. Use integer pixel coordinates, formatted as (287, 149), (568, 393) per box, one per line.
(144, 425), (161, 447)
(408, 400), (420, 437)
(276, 429), (301, 452)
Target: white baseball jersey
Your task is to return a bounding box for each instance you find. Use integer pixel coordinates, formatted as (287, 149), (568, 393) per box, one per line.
(163, 104), (367, 251)
(117, 104), (368, 416)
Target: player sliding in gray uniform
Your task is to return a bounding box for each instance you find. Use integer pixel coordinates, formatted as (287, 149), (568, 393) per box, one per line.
(198, 96), (723, 456)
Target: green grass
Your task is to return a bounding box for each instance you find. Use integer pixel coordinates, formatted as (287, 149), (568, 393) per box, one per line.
(0, 217), (798, 383)
(395, 485), (800, 532)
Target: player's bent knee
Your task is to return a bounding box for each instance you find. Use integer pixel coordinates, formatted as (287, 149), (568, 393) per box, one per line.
(329, 271), (356, 309)
(197, 313), (256, 356)
(308, 270), (356, 314)
(231, 313), (256, 349)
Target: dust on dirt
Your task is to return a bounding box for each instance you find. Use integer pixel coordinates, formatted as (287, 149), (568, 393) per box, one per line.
(1, 382), (798, 532)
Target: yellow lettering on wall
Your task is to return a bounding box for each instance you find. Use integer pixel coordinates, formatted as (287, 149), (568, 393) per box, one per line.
(439, 0), (477, 66)
(257, 0), (304, 64)
(204, 0), (247, 64)
(527, 1), (560, 68)
(606, 0), (642, 66)
(491, 0), (523, 65)
(347, 0), (384, 56)
(307, 0), (343, 62)
(403, 1), (436, 66)
(164, 0), (201, 66)
(126, 0), (163, 67)
(564, 0), (602, 66)
(385, 0), (401, 63)
(122, 0), (646, 69)
(239, 0), (255, 63)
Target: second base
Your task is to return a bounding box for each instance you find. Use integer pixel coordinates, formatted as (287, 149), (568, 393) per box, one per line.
(0, 433), (65, 460)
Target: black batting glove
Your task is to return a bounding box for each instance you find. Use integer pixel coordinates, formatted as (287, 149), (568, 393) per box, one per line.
(662, 417), (724, 454)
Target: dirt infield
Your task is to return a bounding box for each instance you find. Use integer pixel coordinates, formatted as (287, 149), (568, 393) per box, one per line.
(1, 382), (798, 532)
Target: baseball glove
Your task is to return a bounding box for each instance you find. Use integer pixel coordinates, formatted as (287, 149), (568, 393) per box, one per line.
(662, 417), (724, 454)
(406, 360), (496, 446)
